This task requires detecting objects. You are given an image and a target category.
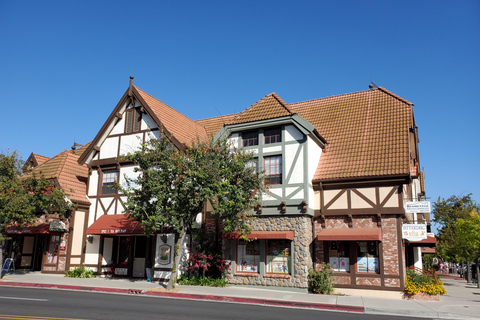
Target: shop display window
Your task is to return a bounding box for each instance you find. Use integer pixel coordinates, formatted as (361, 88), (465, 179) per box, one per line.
(328, 241), (350, 272)
(357, 241), (379, 273)
(47, 235), (60, 264)
(237, 240), (260, 272)
(266, 240), (290, 274)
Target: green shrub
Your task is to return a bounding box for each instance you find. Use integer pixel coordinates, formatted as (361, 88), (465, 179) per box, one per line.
(65, 265), (95, 278)
(308, 263), (334, 294)
(177, 275), (227, 287)
(404, 269), (446, 296)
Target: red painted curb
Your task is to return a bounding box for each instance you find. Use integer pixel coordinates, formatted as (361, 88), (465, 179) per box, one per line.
(0, 281), (364, 313)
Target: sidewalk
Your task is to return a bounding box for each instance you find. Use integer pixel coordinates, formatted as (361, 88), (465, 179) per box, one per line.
(1, 272), (479, 319)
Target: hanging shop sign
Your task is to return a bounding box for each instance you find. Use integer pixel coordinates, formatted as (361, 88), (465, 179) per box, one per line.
(405, 201), (431, 213)
(402, 224), (427, 241)
(49, 220), (66, 232)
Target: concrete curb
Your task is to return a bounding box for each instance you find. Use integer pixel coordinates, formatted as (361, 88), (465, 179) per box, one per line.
(0, 281), (364, 313)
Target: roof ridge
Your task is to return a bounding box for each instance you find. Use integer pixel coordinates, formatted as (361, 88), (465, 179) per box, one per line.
(290, 88), (372, 106)
(270, 92), (295, 115)
(377, 87), (414, 105)
(194, 112), (238, 122)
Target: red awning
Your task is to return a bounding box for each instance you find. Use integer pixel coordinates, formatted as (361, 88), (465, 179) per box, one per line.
(224, 231), (295, 240)
(317, 228), (382, 241)
(6, 223), (50, 234)
(86, 214), (144, 235)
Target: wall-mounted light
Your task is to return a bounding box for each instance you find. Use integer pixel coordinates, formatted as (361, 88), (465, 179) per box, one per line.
(87, 235), (93, 243)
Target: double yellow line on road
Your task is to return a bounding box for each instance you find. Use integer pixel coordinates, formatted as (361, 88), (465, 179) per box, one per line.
(0, 315), (89, 320)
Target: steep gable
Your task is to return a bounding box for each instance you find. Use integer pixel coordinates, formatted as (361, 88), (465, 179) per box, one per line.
(228, 93), (294, 125)
(78, 79), (209, 165)
(135, 86), (208, 145)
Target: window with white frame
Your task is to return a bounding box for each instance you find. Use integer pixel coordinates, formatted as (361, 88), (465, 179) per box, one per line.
(264, 155), (282, 185)
(236, 239), (260, 272)
(266, 239), (290, 274)
(102, 170), (119, 194)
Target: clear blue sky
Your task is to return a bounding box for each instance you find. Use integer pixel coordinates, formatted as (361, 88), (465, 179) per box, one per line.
(1, 1), (479, 226)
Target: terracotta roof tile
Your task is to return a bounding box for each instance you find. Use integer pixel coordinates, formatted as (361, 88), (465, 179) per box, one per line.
(195, 113), (238, 137)
(228, 93), (294, 125)
(135, 87), (209, 145)
(289, 88), (413, 181)
(24, 150), (89, 205)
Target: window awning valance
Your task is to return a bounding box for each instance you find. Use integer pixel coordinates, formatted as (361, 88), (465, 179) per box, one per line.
(317, 228), (382, 241)
(6, 223), (50, 234)
(408, 235), (437, 247)
(224, 231), (295, 241)
(86, 213), (145, 235)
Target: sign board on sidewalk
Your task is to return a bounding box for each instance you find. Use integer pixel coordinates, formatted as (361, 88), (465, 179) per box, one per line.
(402, 224), (427, 241)
(1, 258), (14, 273)
(405, 201), (431, 213)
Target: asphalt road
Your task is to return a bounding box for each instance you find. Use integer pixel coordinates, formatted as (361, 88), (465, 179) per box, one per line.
(0, 286), (431, 320)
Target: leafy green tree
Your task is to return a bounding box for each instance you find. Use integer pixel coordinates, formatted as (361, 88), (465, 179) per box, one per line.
(456, 211), (480, 286)
(119, 136), (266, 289)
(433, 194), (479, 281)
(1, 150), (74, 276)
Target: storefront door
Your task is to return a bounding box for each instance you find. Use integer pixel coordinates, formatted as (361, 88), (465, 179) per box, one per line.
(132, 236), (146, 278)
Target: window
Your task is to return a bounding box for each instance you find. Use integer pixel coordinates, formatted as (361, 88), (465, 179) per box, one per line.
(102, 170), (119, 194)
(264, 128), (281, 144)
(328, 241), (350, 272)
(264, 155), (282, 184)
(237, 240), (260, 272)
(266, 240), (290, 274)
(242, 131), (258, 147)
(125, 108), (142, 133)
(357, 241), (379, 273)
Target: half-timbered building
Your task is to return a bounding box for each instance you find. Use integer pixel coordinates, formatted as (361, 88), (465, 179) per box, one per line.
(5, 147), (90, 273)
(70, 77), (428, 293)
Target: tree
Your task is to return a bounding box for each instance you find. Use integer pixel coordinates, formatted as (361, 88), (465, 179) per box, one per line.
(120, 136), (266, 289)
(433, 194), (480, 281)
(0, 150), (74, 276)
(456, 211), (480, 287)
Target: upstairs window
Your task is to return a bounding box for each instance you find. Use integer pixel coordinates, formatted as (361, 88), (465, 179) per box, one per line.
(264, 155), (282, 185)
(264, 128), (281, 144)
(242, 131), (258, 147)
(102, 170), (118, 194)
(125, 108), (142, 133)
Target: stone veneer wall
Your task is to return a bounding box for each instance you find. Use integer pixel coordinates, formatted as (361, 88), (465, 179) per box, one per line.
(224, 215), (313, 288)
(313, 215), (403, 290)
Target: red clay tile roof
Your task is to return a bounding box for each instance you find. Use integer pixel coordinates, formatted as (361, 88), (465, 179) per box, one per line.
(195, 113), (238, 137)
(32, 154), (50, 166)
(24, 150), (89, 205)
(228, 93), (294, 125)
(135, 86), (209, 145)
(289, 87), (413, 181)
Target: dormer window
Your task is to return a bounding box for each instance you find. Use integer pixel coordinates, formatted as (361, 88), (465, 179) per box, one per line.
(264, 128), (281, 144)
(242, 131), (258, 147)
(125, 107), (142, 133)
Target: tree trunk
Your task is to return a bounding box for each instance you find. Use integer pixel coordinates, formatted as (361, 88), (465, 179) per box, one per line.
(466, 261), (472, 283)
(476, 259), (479, 289)
(0, 246), (4, 278)
(166, 230), (186, 290)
